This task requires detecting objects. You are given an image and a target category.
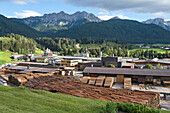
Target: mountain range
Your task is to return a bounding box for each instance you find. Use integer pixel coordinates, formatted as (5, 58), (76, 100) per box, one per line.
(143, 18), (170, 31)
(11, 11), (101, 33)
(0, 11), (170, 43)
(55, 19), (170, 43)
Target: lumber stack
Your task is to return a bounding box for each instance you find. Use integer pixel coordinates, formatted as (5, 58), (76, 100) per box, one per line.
(88, 77), (96, 85)
(104, 77), (114, 88)
(25, 76), (160, 108)
(153, 79), (161, 86)
(124, 78), (132, 90)
(8, 73), (53, 86)
(95, 76), (105, 87)
(80, 77), (90, 84)
(8, 75), (27, 86)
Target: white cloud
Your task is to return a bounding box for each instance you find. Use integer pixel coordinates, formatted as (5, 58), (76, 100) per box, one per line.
(12, 0), (27, 4)
(98, 10), (130, 20)
(11, 10), (42, 18)
(98, 15), (114, 20)
(98, 14), (130, 20)
(116, 14), (129, 19)
(0, 0), (37, 4)
(62, 0), (170, 14)
(153, 12), (166, 18)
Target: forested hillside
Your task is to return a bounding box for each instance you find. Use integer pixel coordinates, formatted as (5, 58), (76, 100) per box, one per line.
(0, 15), (43, 38)
(0, 33), (43, 54)
(36, 37), (170, 58)
(36, 37), (78, 55)
(56, 19), (170, 44)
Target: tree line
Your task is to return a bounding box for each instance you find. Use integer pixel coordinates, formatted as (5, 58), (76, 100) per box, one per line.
(0, 34), (169, 59)
(0, 33), (42, 54)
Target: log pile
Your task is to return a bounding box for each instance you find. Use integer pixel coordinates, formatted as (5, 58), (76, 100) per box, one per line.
(25, 76), (160, 108)
(8, 73), (53, 86)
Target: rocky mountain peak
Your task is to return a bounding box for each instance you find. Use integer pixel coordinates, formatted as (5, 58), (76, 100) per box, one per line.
(111, 16), (120, 20)
(143, 18), (165, 24)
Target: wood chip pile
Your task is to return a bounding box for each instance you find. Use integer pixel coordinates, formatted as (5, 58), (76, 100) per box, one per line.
(25, 76), (160, 108)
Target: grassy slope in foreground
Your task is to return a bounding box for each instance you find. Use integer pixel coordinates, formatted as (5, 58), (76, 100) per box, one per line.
(0, 85), (107, 113)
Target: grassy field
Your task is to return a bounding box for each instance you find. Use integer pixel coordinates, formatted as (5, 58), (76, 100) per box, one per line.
(150, 44), (170, 46)
(0, 85), (107, 113)
(129, 48), (169, 53)
(80, 43), (169, 54)
(80, 44), (101, 48)
(34, 48), (44, 55)
(0, 48), (44, 65)
(0, 51), (18, 65)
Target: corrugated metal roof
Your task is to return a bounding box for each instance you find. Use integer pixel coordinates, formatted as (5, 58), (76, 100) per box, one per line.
(83, 67), (170, 77)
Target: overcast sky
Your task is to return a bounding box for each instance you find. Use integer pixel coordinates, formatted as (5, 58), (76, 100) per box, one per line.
(1, 0), (170, 21)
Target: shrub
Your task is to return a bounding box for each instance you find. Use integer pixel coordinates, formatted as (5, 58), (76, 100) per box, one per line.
(107, 64), (115, 68)
(100, 102), (118, 113)
(101, 102), (161, 113)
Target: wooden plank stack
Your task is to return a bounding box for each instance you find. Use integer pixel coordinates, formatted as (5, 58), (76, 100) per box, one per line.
(80, 77), (90, 84)
(88, 77), (96, 85)
(104, 77), (114, 88)
(95, 76), (105, 87)
(124, 78), (132, 90)
(153, 79), (161, 86)
(116, 75), (124, 83)
(80, 76), (114, 88)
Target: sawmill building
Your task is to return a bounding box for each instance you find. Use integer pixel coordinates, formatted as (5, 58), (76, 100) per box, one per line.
(83, 67), (170, 85)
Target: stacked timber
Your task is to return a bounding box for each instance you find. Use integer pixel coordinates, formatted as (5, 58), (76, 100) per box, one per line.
(8, 75), (27, 86)
(138, 78), (146, 84)
(80, 77), (90, 84)
(8, 73), (53, 86)
(116, 75), (124, 83)
(81, 76), (114, 88)
(0, 69), (4, 75)
(104, 77), (114, 88)
(95, 76), (105, 86)
(153, 79), (161, 86)
(124, 78), (132, 90)
(25, 76), (160, 108)
(146, 78), (153, 83)
(88, 77), (96, 85)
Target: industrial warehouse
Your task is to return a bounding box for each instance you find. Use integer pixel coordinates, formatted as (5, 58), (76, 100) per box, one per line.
(83, 67), (170, 85)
